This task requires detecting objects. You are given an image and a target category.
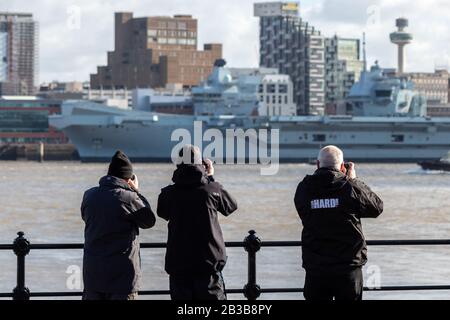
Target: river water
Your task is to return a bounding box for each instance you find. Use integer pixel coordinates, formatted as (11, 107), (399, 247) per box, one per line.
(0, 162), (449, 300)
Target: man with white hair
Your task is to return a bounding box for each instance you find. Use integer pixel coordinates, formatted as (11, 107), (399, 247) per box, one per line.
(294, 145), (383, 301)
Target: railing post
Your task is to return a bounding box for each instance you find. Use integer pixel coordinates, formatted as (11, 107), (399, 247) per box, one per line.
(243, 230), (262, 300)
(12, 231), (31, 300)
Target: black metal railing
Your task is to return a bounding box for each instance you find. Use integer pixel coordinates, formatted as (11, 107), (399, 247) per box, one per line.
(2, 230), (450, 300)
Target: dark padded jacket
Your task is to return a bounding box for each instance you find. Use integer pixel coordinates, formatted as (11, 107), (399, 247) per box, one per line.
(157, 164), (238, 276)
(294, 168), (383, 274)
(81, 175), (156, 293)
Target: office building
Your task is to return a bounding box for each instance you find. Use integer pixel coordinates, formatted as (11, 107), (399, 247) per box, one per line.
(325, 36), (364, 106)
(0, 96), (66, 143)
(0, 12), (39, 96)
(407, 70), (449, 105)
(90, 12), (222, 90)
(254, 2), (325, 115)
(257, 73), (296, 116)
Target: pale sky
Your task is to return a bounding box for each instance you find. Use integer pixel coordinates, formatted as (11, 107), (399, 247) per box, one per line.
(1, 0), (450, 83)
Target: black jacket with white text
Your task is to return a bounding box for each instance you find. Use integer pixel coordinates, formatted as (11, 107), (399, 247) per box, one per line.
(294, 168), (383, 274)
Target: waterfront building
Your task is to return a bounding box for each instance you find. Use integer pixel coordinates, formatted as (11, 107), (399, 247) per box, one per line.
(40, 81), (85, 93)
(257, 73), (297, 116)
(38, 81), (87, 100)
(325, 36), (364, 107)
(407, 70), (449, 105)
(427, 105), (450, 117)
(0, 12), (39, 96)
(90, 12), (222, 90)
(254, 2), (325, 115)
(227, 67), (296, 116)
(0, 96), (66, 143)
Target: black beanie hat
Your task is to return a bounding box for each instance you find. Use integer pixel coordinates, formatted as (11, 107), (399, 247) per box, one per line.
(108, 150), (133, 180)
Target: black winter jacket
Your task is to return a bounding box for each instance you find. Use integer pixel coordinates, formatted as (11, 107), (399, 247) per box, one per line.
(294, 168), (383, 274)
(157, 164), (238, 276)
(81, 175), (156, 293)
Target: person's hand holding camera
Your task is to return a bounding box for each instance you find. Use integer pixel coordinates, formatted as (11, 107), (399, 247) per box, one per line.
(128, 174), (139, 191)
(345, 162), (357, 180)
(203, 158), (214, 177)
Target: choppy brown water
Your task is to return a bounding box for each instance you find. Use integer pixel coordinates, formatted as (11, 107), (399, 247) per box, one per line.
(0, 162), (450, 300)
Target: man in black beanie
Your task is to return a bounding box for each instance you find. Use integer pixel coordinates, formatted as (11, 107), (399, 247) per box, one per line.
(81, 150), (156, 300)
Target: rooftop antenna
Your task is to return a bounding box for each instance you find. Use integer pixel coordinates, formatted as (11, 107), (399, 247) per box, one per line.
(363, 32), (367, 72)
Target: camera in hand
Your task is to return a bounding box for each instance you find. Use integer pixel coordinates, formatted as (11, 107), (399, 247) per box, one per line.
(344, 163), (351, 175)
(202, 159), (210, 170)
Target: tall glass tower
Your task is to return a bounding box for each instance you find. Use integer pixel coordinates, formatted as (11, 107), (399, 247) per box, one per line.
(0, 12), (38, 96)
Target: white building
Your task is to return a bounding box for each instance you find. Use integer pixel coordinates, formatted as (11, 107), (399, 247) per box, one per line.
(228, 67), (296, 116)
(258, 74), (297, 116)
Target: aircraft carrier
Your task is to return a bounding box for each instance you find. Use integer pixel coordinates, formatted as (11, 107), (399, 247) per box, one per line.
(49, 61), (450, 163)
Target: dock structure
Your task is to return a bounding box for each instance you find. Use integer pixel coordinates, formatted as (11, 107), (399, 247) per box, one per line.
(0, 143), (78, 161)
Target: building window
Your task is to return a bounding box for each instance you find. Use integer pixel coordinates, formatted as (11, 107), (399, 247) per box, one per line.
(267, 84), (276, 93)
(279, 84), (288, 93)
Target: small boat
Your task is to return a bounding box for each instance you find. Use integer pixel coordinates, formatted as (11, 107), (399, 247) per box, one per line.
(418, 152), (450, 171)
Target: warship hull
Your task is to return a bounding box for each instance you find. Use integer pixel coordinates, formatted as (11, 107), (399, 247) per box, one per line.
(50, 102), (450, 163)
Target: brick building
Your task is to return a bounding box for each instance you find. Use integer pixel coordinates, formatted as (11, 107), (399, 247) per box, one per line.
(90, 12), (222, 90)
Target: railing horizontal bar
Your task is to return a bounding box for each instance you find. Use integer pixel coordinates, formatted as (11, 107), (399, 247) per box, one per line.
(365, 285), (450, 291)
(30, 292), (83, 297)
(30, 244), (84, 250)
(367, 240), (450, 246)
(2, 240), (450, 251)
(259, 240), (450, 247)
(4, 285), (450, 298)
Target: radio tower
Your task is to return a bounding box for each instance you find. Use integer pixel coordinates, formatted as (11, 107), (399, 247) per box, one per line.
(390, 18), (413, 74)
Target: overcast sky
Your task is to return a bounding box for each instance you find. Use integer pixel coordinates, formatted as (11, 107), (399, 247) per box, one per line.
(2, 0), (450, 83)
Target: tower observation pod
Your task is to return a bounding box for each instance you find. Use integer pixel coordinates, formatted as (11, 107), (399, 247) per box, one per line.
(390, 18), (413, 74)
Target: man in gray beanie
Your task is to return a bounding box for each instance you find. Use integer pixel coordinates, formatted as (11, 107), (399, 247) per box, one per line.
(81, 150), (156, 300)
